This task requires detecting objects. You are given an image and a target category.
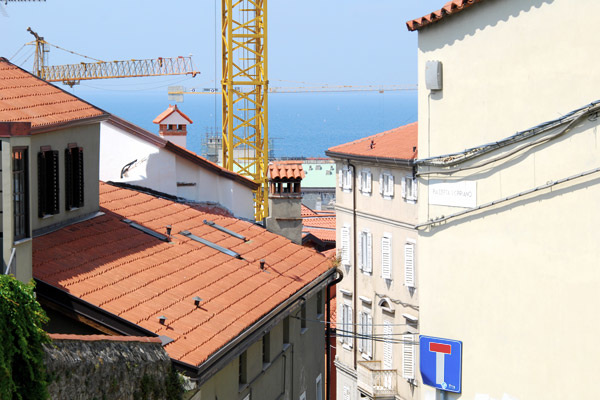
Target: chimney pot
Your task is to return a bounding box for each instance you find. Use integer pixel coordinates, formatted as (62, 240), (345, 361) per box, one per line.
(158, 316), (167, 325)
(260, 259), (266, 270)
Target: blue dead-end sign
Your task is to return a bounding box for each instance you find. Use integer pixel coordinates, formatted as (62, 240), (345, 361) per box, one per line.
(420, 335), (462, 393)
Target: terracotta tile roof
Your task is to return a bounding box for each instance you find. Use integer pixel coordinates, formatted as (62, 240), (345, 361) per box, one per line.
(406, 0), (487, 31)
(302, 216), (336, 243)
(321, 248), (337, 260)
(301, 204), (318, 217)
(326, 122), (418, 161)
(48, 334), (162, 343)
(34, 182), (332, 368)
(152, 104), (193, 124)
(268, 161), (305, 180)
(0, 58), (107, 131)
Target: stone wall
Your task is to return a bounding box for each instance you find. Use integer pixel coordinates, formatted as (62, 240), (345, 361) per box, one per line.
(43, 334), (175, 400)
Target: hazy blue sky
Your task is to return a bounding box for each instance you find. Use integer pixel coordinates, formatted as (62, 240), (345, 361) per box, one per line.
(0, 0), (444, 93)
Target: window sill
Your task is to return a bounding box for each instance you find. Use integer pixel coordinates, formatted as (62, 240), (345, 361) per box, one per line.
(67, 207), (81, 212)
(238, 383), (249, 393)
(342, 344), (352, 351)
(361, 270), (372, 276)
(316, 313), (324, 321)
(300, 327), (308, 335)
(40, 214), (56, 220)
(361, 353), (372, 361)
(262, 362), (272, 371)
(14, 237), (31, 246)
(382, 195), (394, 200)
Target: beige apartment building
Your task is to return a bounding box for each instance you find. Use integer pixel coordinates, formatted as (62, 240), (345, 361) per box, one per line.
(407, 0), (600, 399)
(326, 124), (420, 400)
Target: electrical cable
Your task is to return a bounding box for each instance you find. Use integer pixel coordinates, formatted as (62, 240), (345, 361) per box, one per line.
(45, 41), (104, 63)
(9, 44), (26, 61)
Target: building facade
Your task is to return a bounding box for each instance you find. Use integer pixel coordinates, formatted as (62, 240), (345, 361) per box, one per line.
(326, 123), (420, 400)
(408, 1), (600, 399)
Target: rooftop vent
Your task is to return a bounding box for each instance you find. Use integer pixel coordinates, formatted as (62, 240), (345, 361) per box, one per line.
(193, 296), (203, 307)
(179, 230), (242, 259)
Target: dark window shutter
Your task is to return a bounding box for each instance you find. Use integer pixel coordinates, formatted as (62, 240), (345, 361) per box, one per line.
(65, 148), (73, 210)
(48, 150), (59, 214)
(74, 147), (84, 207)
(38, 152), (47, 217)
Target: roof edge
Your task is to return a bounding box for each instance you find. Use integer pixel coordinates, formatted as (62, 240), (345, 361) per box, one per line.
(106, 115), (167, 148)
(406, 0), (487, 32)
(324, 150), (415, 167)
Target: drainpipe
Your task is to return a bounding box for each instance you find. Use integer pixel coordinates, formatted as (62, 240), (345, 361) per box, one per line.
(326, 268), (343, 400)
(347, 160), (358, 370)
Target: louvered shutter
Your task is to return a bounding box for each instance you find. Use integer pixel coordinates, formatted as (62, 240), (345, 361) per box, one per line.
(411, 178), (418, 201)
(401, 177), (407, 199)
(404, 242), (415, 287)
(347, 305), (353, 348)
(338, 302), (344, 343)
(366, 232), (372, 273)
(382, 235), (392, 279)
(357, 170), (363, 192)
(338, 170), (343, 188)
(379, 173), (384, 195)
(358, 231), (363, 271)
(402, 334), (415, 379)
(343, 386), (350, 400)
(383, 321), (393, 369)
(387, 175), (395, 197)
(341, 226), (350, 266)
(74, 148), (84, 207)
(367, 314), (373, 357)
(358, 311), (364, 352)
(366, 172), (372, 194)
(65, 148), (73, 210)
(38, 152), (47, 217)
(347, 169), (352, 190)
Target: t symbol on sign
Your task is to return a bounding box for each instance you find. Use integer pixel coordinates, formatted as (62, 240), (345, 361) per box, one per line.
(429, 342), (452, 386)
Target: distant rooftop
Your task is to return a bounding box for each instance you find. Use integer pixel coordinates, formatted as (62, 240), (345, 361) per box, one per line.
(406, 0), (488, 31)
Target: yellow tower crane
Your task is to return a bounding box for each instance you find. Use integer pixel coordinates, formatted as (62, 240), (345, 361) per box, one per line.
(27, 27), (198, 87)
(222, 0), (269, 221)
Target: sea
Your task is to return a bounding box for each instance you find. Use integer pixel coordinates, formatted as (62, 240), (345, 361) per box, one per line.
(73, 90), (418, 159)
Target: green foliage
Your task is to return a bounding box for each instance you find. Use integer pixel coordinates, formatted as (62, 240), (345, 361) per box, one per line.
(165, 367), (184, 400)
(0, 275), (50, 400)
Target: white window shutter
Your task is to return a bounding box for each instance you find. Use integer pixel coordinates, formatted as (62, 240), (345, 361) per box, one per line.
(383, 321), (393, 369)
(341, 226), (350, 266)
(357, 170), (363, 192)
(348, 169), (353, 189)
(358, 231), (363, 271)
(367, 314), (373, 357)
(379, 173), (384, 195)
(366, 172), (372, 193)
(401, 177), (407, 199)
(402, 334), (415, 380)
(347, 306), (353, 348)
(366, 232), (372, 273)
(338, 302), (344, 343)
(382, 236), (392, 279)
(358, 311), (364, 353)
(338, 170), (343, 188)
(412, 178), (418, 200)
(388, 175), (395, 197)
(343, 386), (350, 400)
(404, 242), (415, 287)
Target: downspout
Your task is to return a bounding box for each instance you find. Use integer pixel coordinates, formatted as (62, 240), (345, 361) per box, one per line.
(326, 268), (343, 400)
(347, 160), (358, 370)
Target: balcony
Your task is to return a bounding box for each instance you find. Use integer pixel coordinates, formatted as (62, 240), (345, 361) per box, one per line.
(357, 361), (397, 399)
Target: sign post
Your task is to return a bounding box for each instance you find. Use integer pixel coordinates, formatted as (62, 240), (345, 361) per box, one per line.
(420, 335), (462, 393)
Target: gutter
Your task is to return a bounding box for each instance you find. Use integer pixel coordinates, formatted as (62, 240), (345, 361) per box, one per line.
(325, 150), (414, 168)
(346, 160), (358, 370)
(326, 269), (343, 400)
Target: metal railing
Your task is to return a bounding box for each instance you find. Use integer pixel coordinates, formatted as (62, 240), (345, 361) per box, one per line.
(3, 247), (16, 276)
(357, 361), (397, 398)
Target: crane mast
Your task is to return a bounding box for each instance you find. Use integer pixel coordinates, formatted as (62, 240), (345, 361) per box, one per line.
(222, 0), (269, 221)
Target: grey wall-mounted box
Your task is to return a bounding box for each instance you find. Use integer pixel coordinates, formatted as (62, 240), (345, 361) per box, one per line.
(425, 60), (443, 91)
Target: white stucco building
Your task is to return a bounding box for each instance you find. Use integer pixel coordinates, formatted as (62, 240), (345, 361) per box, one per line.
(99, 109), (257, 220)
(407, 0), (600, 399)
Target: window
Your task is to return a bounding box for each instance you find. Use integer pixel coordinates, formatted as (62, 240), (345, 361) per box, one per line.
(340, 225), (350, 267)
(338, 166), (352, 192)
(402, 334), (415, 380)
(316, 289), (323, 317)
(65, 146), (84, 210)
(300, 302), (307, 333)
(262, 331), (271, 364)
(381, 234), (392, 280)
(239, 351), (247, 385)
(13, 147), (29, 241)
(340, 302), (353, 348)
(358, 229), (372, 273)
(358, 309), (373, 359)
(316, 374), (323, 400)
(358, 169), (372, 195)
(380, 172), (394, 198)
(283, 316), (290, 344)
(37, 148), (59, 217)
(404, 241), (415, 288)
(401, 176), (418, 202)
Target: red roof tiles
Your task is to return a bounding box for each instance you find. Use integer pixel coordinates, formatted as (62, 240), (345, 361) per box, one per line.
(0, 58), (107, 131)
(302, 215), (336, 243)
(268, 161), (305, 180)
(152, 104), (193, 124)
(406, 0), (487, 31)
(327, 122), (418, 161)
(34, 182), (333, 368)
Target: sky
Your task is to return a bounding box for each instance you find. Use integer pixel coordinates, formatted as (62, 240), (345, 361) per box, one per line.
(0, 0), (445, 94)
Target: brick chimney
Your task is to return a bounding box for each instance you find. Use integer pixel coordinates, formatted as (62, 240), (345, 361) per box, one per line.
(152, 104), (193, 149)
(265, 161), (304, 244)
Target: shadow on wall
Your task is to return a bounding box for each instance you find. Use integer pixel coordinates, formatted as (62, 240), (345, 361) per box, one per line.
(419, 0), (555, 52)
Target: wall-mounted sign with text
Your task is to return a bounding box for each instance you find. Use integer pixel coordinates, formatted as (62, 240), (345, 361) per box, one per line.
(428, 180), (476, 208)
